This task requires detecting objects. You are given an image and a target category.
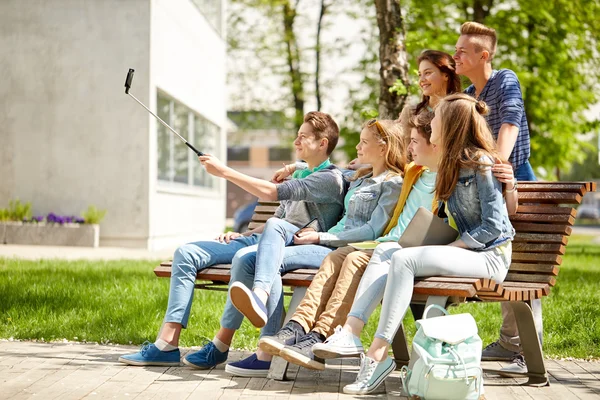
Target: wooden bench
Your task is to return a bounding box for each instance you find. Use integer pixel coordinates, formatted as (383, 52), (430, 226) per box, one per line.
(154, 181), (596, 385)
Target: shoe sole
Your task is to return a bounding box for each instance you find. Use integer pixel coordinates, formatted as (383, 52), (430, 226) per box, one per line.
(279, 348), (325, 371)
(342, 358), (395, 395)
(229, 284), (267, 328)
(182, 356), (216, 370)
(482, 357), (517, 361)
(225, 363), (269, 378)
(118, 356), (180, 367)
(258, 337), (285, 356)
(312, 344), (363, 360)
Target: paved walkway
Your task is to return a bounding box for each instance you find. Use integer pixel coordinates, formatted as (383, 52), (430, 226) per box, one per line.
(1, 341), (599, 399)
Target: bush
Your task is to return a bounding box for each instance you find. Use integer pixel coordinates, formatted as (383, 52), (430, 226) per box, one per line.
(81, 205), (107, 224)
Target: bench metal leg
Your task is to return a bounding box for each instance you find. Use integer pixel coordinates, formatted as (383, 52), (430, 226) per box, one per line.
(268, 286), (308, 381)
(391, 323), (410, 368)
(509, 301), (549, 386)
(393, 296), (449, 369)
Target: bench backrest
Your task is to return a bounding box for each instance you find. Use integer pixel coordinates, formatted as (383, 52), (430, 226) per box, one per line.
(506, 182), (595, 283)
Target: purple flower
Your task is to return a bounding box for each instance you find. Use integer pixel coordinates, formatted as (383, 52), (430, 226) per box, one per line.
(75, 217), (85, 224)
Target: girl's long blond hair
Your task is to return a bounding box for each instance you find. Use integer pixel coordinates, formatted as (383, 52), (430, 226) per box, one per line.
(351, 119), (406, 181)
(434, 93), (500, 201)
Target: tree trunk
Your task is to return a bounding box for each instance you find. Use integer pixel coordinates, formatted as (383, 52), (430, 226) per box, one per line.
(282, 0), (304, 131)
(472, 0), (494, 23)
(315, 0), (328, 111)
(374, 0), (409, 119)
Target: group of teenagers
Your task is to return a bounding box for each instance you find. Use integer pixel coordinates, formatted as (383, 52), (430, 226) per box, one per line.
(120, 21), (541, 395)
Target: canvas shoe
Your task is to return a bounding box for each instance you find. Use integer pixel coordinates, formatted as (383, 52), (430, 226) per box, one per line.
(183, 341), (229, 369)
(225, 353), (271, 377)
(343, 354), (395, 395)
(279, 331), (326, 370)
(312, 325), (364, 359)
(498, 354), (528, 376)
(258, 320), (305, 356)
(229, 282), (268, 328)
(118, 341), (181, 367)
(481, 341), (520, 361)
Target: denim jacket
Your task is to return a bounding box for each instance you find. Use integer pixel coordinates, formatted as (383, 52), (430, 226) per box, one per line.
(444, 156), (514, 250)
(318, 171), (403, 247)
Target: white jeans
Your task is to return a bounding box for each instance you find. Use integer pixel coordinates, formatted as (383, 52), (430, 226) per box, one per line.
(375, 243), (511, 343)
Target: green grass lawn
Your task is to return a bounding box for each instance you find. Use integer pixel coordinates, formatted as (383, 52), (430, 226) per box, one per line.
(1, 234), (599, 359)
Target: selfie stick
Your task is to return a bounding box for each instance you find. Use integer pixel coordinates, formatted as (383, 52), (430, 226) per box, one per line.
(124, 69), (204, 156)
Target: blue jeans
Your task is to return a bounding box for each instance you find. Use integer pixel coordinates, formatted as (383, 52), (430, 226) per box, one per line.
(164, 234), (260, 328)
(515, 160), (536, 181)
(222, 218), (333, 337)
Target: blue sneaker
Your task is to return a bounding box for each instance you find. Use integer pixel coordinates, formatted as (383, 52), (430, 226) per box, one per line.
(118, 341), (180, 366)
(229, 282), (268, 328)
(225, 353), (271, 377)
(183, 341), (228, 369)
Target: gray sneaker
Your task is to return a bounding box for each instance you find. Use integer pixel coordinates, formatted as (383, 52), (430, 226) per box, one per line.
(498, 354), (527, 376)
(481, 341), (519, 361)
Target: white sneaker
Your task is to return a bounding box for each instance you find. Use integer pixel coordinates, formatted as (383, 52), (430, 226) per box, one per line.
(312, 325), (364, 359)
(498, 354), (528, 376)
(343, 354), (395, 395)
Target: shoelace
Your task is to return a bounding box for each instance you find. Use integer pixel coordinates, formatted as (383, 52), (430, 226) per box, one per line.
(325, 326), (348, 344)
(139, 340), (153, 356)
(510, 354), (526, 367)
(294, 335), (319, 349)
(354, 354), (376, 386)
(484, 341), (501, 351)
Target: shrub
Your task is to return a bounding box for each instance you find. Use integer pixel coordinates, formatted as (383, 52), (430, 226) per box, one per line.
(81, 205), (107, 224)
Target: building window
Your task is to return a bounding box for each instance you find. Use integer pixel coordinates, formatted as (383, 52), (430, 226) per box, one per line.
(191, 0), (222, 36)
(269, 147), (292, 162)
(228, 147), (250, 161)
(157, 91), (221, 189)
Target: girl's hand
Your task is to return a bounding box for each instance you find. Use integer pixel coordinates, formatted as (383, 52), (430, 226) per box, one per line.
(293, 229), (320, 245)
(216, 231), (242, 243)
(492, 160), (516, 190)
(198, 154), (228, 178)
(271, 163), (296, 183)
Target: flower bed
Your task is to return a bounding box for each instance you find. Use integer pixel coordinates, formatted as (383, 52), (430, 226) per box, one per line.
(1, 201), (105, 248)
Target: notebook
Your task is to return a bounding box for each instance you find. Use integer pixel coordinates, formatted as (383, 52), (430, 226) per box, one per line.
(397, 206), (459, 248)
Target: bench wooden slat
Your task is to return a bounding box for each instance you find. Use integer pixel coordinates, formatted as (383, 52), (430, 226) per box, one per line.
(255, 205), (280, 213)
(413, 281), (477, 297)
(511, 252), (562, 265)
(508, 263), (559, 275)
(517, 182), (589, 196)
(252, 214), (275, 223)
(513, 232), (568, 245)
(248, 222), (263, 230)
(517, 192), (582, 204)
(510, 213), (575, 225)
(505, 272), (557, 286)
(511, 222), (572, 235)
(516, 205), (577, 216)
(512, 242), (566, 255)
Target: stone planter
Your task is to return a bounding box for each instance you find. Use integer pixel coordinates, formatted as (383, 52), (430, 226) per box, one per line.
(2, 222), (100, 247)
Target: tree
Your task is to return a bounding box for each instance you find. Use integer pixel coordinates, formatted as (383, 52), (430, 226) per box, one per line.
(402, 0), (600, 176)
(374, 0), (410, 119)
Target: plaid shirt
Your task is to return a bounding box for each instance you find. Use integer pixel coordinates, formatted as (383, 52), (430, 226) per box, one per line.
(465, 69), (531, 169)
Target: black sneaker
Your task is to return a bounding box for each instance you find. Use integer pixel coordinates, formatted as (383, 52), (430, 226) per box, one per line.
(258, 320), (305, 356)
(278, 331), (326, 370)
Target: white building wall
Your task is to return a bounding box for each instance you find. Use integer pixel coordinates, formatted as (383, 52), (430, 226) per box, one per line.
(149, 0), (227, 250)
(0, 0), (153, 248)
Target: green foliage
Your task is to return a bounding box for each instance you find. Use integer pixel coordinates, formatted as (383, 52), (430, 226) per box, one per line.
(402, 0), (600, 176)
(81, 205), (107, 225)
(562, 135), (600, 180)
(2, 199), (33, 222)
(389, 78), (409, 96)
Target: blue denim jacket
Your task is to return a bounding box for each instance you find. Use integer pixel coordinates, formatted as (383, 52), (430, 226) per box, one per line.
(445, 156), (514, 250)
(318, 171), (403, 247)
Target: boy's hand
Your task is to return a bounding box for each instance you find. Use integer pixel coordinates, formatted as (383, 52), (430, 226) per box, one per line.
(492, 160), (516, 190)
(293, 229), (319, 245)
(199, 154), (228, 178)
